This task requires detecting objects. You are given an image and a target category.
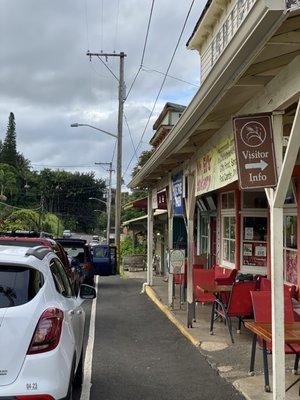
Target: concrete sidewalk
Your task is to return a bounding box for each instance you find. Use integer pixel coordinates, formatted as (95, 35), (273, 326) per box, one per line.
(124, 271), (300, 400)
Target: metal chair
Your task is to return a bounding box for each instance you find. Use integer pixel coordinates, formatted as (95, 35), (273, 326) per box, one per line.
(210, 280), (257, 343)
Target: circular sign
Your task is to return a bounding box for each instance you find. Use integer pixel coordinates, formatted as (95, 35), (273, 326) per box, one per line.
(240, 121), (267, 148)
(169, 250), (185, 274)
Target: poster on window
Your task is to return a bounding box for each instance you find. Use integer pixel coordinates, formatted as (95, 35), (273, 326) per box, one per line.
(245, 227), (254, 240)
(285, 250), (297, 285)
(243, 243), (253, 256)
(172, 171), (184, 215)
(255, 245), (267, 257)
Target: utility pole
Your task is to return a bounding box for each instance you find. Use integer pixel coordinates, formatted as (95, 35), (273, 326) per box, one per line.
(95, 162), (114, 245)
(87, 51), (126, 273)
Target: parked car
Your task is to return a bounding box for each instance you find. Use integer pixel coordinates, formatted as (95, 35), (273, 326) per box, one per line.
(0, 244), (96, 399)
(63, 229), (72, 238)
(0, 236), (82, 294)
(92, 244), (117, 276)
(56, 238), (94, 285)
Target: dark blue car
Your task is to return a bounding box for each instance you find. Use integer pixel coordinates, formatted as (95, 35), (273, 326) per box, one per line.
(92, 244), (117, 276)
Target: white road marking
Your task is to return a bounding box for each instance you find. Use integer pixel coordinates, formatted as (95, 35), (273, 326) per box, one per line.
(80, 275), (99, 400)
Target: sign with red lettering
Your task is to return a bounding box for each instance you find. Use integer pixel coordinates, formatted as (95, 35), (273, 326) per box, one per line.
(233, 114), (277, 190)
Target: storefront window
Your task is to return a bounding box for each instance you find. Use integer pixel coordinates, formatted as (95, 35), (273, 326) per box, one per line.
(284, 215), (297, 285)
(284, 181), (297, 205)
(242, 217), (268, 268)
(243, 191), (268, 209)
(221, 192), (235, 209)
(222, 216), (236, 264)
(200, 214), (209, 254)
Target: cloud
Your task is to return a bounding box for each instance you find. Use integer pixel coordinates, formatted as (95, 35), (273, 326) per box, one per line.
(0, 0), (206, 185)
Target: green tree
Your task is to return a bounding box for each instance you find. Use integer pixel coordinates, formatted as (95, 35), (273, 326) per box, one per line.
(1, 113), (18, 167)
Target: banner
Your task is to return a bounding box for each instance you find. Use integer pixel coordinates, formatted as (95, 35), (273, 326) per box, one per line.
(196, 135), (237, 196)
(172, 172), (184, 215)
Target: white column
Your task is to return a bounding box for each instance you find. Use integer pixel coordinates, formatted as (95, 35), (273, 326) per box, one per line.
(270, 201), (285, 399)
(187, 173), (196, 327)
(168, 174), (174, 307)
(270, 112), (285, 399)
(147, 191), (154, 286)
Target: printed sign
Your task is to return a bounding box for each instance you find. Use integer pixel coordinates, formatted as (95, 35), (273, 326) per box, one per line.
(172, 172), (184, 215)
(157, 190), (167, 209)
(244, 227), (254, 240)
(169, 249), (185, 274)
(233, 114), (277, 189)
(196, 136), (237, 196)
(152, 189), (158, 209)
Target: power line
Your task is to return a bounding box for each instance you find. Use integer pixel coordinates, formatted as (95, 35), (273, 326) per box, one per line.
(124, 0), (196, 176)
(113, 0), (120, 51)
(125, 0), (155, 100)
(124, 113), (139, 162)
(141, 65), (200, 87)
(84, 0), (90, 50)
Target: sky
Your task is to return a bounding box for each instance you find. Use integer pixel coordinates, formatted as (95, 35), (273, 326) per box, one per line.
(0, 0), (206, 188)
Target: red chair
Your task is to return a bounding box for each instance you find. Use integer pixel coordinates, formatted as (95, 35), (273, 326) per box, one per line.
(214, 266), (237, 285)
(250, 291), (300, 392)
(210, 280), (257, 343)
(260, 277), (297, 298)
(193, 267), (215, 321)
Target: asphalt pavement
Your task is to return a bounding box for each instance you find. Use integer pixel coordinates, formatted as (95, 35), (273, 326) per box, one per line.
(85, 276), (244, 400)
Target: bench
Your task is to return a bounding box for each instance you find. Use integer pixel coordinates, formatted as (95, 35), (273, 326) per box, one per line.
(123, 255), (147, 272)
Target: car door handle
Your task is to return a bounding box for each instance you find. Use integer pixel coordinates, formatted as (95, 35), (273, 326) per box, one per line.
(68, 310), (75, 315)
(76, 310), (83, 315)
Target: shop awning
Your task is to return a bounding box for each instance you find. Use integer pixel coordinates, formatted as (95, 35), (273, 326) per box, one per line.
(129, 4), (299, 189)
(122, 210), (167, 227)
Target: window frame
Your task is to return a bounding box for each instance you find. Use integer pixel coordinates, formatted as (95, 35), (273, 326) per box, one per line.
(50, 258), (74, 298)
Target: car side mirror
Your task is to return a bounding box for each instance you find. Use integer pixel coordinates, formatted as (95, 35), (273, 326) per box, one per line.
(79, 284), (96, 300)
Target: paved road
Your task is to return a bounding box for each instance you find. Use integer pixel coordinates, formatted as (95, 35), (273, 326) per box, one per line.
(85, 276), (244, 400)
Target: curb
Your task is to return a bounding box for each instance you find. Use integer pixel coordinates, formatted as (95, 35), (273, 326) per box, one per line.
(145, 285), (201, 348)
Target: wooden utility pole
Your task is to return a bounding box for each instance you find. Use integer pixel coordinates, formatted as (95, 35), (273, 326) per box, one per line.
(87, 51), (126, 272)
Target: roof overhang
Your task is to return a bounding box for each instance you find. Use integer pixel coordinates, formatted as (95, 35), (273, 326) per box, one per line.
(129, 2), (298, 189)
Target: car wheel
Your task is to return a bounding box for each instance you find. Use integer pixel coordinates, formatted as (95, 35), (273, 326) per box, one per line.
(74, 349), (84, 388)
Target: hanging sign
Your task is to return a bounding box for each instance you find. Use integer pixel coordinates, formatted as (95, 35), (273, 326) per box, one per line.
(196, 136), (237, 196)
(233, 114), (277, 190)
(157, 190), (167, 209)
(172, 172), (184, 215)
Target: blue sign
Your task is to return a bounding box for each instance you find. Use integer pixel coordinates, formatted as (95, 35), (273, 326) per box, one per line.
(172, 172), (184, 215)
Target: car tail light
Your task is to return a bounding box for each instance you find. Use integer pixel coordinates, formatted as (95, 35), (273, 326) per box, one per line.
(16, 396), (54, 400)
(84, 261), (93, 270)
(27, 308), (63, 355)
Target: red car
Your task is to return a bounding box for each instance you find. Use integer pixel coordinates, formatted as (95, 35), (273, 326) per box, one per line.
(0, 236), (81, 293)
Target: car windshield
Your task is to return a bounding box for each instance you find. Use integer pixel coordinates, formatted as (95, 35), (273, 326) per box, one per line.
(0, 265), (44, 308)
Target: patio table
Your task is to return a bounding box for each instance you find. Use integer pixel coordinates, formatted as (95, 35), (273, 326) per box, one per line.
(245, 321), (300, 393)
(197, 283), (232, 295)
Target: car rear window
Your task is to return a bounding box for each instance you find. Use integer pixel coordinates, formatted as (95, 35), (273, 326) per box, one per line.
(0, 265), (44, 308)
(93, 247), (109, 258)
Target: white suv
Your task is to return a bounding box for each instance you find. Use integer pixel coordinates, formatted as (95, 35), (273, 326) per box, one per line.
(0, 245), (96, 400)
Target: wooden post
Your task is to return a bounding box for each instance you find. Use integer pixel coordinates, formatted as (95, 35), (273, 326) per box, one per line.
(186, 173), (196, 327)
(147, 190), (154, 286)
(168, 175), (174, 307)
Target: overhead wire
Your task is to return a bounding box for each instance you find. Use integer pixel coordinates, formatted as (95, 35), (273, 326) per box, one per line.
(124, 0), (196, 176)
(113, 0), (120, 51)
(141, 65), (200, 87)
(125, 0), (155, 100)
(124, 113), (139, 162)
